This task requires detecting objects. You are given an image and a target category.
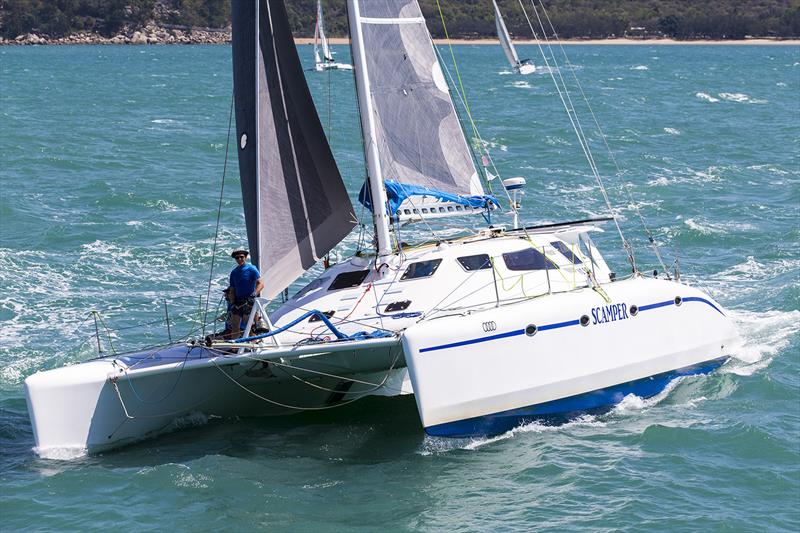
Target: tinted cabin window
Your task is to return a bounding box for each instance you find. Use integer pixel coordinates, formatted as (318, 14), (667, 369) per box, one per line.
(502, 248), (555, 271)
(550, 241), (583, 265)
(457, 254), (492, 271)
(401, 259), (442, 280)
(328, 270), (369, 290)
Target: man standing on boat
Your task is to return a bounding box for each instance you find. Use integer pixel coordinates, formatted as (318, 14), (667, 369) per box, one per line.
(229, 249), (264, 339)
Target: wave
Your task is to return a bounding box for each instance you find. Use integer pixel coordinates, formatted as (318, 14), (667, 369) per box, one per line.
(723, 308), (799, 376)
(682, 217), (757, 235)
(696, 92), (719, 102)
(718, 92), (768, 104)
(630, 65), (649, 70)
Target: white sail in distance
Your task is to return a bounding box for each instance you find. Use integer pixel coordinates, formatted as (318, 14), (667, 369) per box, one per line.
(493, 0), (535, 74)
(314, 0), (333, 64)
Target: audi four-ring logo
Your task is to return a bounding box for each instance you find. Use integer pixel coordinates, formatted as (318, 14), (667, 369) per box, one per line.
(482, 321), (497, 332)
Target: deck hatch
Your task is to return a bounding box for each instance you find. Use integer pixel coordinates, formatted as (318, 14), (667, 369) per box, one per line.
(328, 270), (370, 290)
(401, 259), (442, 280)
(385, 300), (412, 312)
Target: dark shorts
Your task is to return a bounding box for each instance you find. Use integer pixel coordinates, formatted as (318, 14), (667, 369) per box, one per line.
(230, 297), (255, 317)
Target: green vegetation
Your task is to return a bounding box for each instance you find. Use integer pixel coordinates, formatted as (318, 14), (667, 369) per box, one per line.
(1, 0), (798, 40)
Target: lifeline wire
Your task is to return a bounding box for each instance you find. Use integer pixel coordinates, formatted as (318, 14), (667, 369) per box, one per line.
(533, 1), (671, 277)
(202, 92), (235, 337)
(516, 0), (636, 272)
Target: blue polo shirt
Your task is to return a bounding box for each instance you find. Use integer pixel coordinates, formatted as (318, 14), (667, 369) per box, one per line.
(229, 263), (261, 302)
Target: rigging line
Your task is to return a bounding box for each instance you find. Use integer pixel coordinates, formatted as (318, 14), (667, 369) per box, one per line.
(120, 345), (195, 405)
(433, 0), (479, 148)
(110, 378), (213, 421)
(95, 313), (118, 354)
(233, 346), (402, 390)
(526, 1), (635, 272)
(202, 92), (235, 337)
(273, 345), (405, 395)
(431, 36), (528, 239)
(527, 1), (639, 272)
(518, 0), (634, 272)
(535, 4), (669, 277)
(208, 348), (399, 411)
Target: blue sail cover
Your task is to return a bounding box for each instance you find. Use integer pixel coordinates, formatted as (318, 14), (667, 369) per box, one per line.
(359, 180), (498, 219)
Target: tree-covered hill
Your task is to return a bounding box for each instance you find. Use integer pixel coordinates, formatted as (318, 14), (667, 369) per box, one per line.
(2, 0), (799, 40)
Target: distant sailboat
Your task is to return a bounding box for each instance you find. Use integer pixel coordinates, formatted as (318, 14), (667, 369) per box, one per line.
(493, 0), (535, 74)
(313, 0), (353, 71)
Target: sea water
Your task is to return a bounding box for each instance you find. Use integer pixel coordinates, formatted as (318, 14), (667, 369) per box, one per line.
(0, 43), (798, 531)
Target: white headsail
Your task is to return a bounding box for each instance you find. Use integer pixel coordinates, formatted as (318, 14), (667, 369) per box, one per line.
(347, 0), (495, 240)
(492, 0), (535, 74)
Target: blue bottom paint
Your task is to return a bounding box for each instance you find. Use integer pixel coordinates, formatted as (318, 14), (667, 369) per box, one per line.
(425, 356), (729, 438)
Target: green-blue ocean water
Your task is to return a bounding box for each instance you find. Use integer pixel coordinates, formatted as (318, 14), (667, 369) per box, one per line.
(1, 43), (798, 531)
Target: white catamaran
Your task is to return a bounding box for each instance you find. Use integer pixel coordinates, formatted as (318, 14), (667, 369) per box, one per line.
(313, 0), (352, 71)
(493, 0), (535, 75)
(25, 0), (737, 454)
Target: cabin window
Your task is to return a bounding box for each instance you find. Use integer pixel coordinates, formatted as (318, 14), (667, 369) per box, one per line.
(328, 270), (369, 290)
(457, 254), (492, 271)
(400, 259), (442, 280)
(309, 310), (335, 322)
(385, 300), (411, 312)
(550, 241), (583, 265)
(502, 248), (555, 271)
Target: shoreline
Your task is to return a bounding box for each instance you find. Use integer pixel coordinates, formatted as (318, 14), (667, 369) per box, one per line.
(304, 37), (800, 46)
(3, 32), (798, 46)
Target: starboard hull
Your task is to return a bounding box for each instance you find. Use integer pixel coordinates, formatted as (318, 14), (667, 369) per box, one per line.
(402, 277), (738, 437)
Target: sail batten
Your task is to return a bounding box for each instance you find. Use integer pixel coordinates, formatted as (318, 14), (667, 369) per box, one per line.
(232, 0), (355, 300)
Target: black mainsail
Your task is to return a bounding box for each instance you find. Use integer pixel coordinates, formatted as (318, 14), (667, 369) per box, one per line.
(231, 0), (356, 299)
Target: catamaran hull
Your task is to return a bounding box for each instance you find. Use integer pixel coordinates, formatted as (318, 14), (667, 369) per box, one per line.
(315, 62), (353, 71)
(402, 277), (738, 437)
(24, 338), (404, 454)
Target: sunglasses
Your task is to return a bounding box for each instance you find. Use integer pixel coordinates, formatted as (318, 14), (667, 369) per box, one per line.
(234, 255), (246, 259)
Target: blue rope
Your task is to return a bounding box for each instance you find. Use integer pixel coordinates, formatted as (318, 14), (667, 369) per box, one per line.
(232, 310), (393, 344)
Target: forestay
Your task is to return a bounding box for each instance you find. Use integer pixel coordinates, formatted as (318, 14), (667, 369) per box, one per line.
(231, 0), (356, 300)
(351, 0), (491, 220)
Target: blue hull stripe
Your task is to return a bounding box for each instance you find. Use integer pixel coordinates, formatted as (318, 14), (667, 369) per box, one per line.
(419, 329), (524, 353)
(538, 318), (580, 331)
(425, 356), (729, 438)
(418, 295), (724, 354)
(638, 299), (674, 312)
(682, 296), (724, 315)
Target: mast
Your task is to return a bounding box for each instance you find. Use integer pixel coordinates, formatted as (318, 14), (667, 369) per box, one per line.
(347, 0), (393, 257)
(254, 0), (262, 272)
